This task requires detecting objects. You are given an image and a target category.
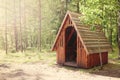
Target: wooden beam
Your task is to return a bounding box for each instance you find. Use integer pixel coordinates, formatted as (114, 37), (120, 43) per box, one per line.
(85, 42), (110, 45)
(67, 24), (73, 27)
(73, 39), (77, 46)
(89, 49), (112, 54)
(66, 29), (75, 45)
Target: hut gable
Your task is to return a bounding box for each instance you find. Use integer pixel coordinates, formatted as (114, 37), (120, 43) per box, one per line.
(52, 11), (111, 54)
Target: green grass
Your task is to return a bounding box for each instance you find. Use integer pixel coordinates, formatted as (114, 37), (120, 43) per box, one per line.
(109, 47), (119, 59)
(0, 50), (56, 64)
(0, 47), (120, 73)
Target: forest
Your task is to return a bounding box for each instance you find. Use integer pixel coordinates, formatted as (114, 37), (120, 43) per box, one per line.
(0, 0), (120, 80)
(0, 0), (119, 54)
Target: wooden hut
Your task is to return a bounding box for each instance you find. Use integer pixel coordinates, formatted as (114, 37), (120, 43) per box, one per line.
(52, 11), (112, 68)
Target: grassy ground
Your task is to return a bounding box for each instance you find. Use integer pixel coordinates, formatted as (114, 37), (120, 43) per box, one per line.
(0, 48), (120, 71)
(109, 48), (119, 59)
(0, 49), (120, 80)
(0, 49), (56, 64)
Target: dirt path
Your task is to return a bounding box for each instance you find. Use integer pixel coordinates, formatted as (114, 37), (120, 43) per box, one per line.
(0, 63), (119, 80)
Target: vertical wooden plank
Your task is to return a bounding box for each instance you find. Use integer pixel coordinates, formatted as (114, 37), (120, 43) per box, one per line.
(63, 29), (65, 63)
(60, 34), (63, 64)
(86, 54), (89, 68)
(83, 49), (87, 68)
(77, 36), (79, 66)
(79, 38), (81, 67)
(83, 49), (86, 67)
(56, 48), (59, 64)
(61, 34), (64, 64)
(57, 43), (59, 64)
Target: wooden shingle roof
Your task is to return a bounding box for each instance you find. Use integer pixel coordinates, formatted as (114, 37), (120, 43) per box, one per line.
(52, 11), (112, 54)
(69, 11), (112, 54)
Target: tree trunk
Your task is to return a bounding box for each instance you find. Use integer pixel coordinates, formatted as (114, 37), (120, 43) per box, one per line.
(65, 0), (68, 11)
(59, 0), (66, 22)
(23, 0), (28, 51)
(37, 0), (42, 51)
(14, 0), (18, 52)
(118, 11), (120, 58)
(109, 13), (113, 48)
(99, 0), (104, 69)
(76, 0), (80, 13)
(118, 0), (120, 58)
(109, 29), (113, 47)
(19, 0), (23, 52)
(5, 0), (8, 54)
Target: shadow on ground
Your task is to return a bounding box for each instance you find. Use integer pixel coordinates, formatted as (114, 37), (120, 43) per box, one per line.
(0, 64), (10, 69)
(90, 63), (120, 78)
(0, 69), (45, 80)
(55, 61), (120, 78)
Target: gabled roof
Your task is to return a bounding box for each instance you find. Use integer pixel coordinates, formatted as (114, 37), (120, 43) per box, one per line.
(52, 11), (112, 54)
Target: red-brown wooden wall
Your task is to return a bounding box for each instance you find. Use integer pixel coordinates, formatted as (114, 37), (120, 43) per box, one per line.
(77, 37), (87, 68)
(77, 37), (108, 68)
(87, 52), (108, 68)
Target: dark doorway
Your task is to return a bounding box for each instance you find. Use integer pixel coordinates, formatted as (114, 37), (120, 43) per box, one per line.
(65, 26), (77, 64)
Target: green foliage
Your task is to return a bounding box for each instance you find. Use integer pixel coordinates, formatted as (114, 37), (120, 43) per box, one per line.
(109, 47), (119, 59)
(0, 0), (119, 52)
(67, 0), (119, 47)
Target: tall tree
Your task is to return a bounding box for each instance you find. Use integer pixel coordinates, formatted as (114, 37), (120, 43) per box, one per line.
(76, 0), (80, 13)
(14, 0), (18, 52)
(23, 0), (27, 50)
(118, 0), (120, 58)
(5, 0), (8, 54)
(38, 0), (42, 51)
(65, 0), (71, 11)
(19, 0), (23, 52)
(65, 0), (68, 11)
